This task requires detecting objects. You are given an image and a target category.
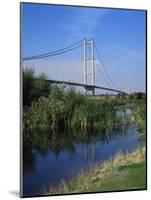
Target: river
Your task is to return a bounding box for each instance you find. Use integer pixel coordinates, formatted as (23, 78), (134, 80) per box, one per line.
(23, 122), (142, 196)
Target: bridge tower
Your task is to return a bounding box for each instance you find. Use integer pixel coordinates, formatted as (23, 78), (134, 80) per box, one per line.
(83, 39), (95, 95)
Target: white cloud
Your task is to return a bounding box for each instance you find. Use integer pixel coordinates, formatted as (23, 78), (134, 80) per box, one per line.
(64, 8), (109, 39)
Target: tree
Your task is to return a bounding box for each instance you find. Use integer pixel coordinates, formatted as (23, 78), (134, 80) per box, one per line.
(23, 68), (51, 106)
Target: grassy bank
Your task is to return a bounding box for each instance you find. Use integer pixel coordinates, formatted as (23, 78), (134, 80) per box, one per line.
(46, 146), (146, 195)
(132, 100), (146, 142)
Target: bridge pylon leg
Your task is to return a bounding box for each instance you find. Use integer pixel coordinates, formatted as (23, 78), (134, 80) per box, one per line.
(92, 88), (95, 96)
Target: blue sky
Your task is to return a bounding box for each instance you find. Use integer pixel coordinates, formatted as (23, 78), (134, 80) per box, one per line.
(22, 3), (146, 93)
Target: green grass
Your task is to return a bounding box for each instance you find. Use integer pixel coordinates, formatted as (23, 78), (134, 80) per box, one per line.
(138, 133), (146, 142)
(98, 162), (146, 191)
(45, 146), (146, 195)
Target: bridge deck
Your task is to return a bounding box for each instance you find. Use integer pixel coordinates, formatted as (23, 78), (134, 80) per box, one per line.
(46, 79), (127, 94)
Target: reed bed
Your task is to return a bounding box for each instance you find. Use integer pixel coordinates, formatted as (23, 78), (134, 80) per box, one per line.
(23, 86), (117, 130)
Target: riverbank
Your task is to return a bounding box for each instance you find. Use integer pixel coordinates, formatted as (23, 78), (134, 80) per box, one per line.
(42, 98), (146, 195)
(46, 146), (146, 195)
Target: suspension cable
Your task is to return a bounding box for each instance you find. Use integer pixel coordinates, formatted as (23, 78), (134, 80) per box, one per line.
(95, 60), (113, 88)
(87, 45), (113, 88)
(23, 39), (83, 61)
(94, 42), (116, 89)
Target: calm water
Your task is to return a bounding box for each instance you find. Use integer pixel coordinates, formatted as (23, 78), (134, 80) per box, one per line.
(23, 123), (142, 196)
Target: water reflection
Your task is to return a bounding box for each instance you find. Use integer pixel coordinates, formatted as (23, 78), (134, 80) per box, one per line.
(23, 107), (144, 196)
(116, 108), (133, 119)
(23, 124), (139, 174)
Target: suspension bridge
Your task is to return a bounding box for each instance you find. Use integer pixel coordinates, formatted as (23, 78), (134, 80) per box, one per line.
(23, 39), (127, 95)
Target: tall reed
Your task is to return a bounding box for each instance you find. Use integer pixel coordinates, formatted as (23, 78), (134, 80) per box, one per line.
(23, 86), (117, 130)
